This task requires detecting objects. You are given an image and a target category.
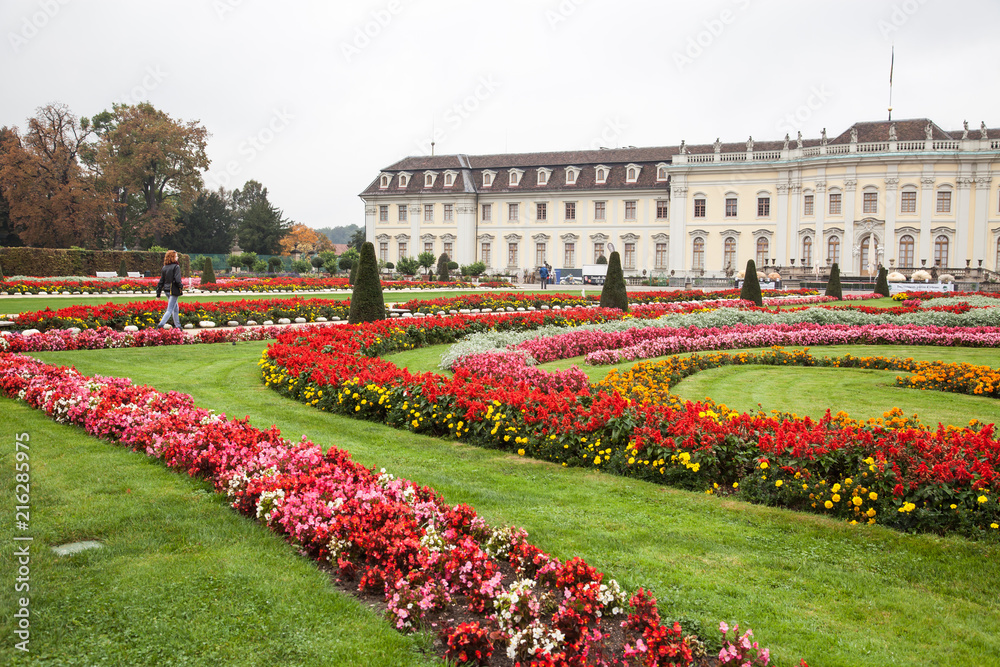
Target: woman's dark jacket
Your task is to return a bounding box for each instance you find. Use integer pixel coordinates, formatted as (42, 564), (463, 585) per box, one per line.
(157, 262), (183, 297)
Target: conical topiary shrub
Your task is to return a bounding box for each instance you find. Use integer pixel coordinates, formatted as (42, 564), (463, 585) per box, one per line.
(437, 253), (450, 282)
(118, 258), (128, 278)
(740, 259), (763, 307)
(826, 262), (843, 300)
(349, 259), (360, 285)
(348, 242), (385, 324)
(599, 251), (628, 312)
(874, 266), (889, 297)
(202, 256), (217, 285)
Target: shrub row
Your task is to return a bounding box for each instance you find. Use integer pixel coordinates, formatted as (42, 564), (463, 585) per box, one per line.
(0, 247), (190, 277)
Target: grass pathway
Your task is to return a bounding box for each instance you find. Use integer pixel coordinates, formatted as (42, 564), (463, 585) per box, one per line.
(22, 342), (1000, 667)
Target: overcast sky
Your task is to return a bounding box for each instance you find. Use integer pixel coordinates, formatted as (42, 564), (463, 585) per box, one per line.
(3, 0), (999, 230)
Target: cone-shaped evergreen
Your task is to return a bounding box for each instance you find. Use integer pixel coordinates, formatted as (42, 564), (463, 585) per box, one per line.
(349, 259), (360, 285)
(874, 266), (889, 297)
(118, 258), (128, 277)
(437, 253), (450, 282)
(740, 259), (763, 306)
(599, 251), (628, 311)
(202, 256), (216, 285)
(348, 242), (386, 324)
(825, 262), (843, 299)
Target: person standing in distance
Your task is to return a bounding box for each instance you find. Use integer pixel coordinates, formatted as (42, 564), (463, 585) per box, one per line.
(155, 250), (183, 329)
(539, 263), (549, 290)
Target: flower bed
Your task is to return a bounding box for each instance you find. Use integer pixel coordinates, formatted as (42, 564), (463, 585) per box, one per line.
(1, 277), (161, 295)
(0, 352), (725, 666)
(396, 289), (822, 314)
(261, 312), (1000, 539)
(0, 325), (283, 352)
(196, 276), (480, 292)
(10, 297), (354, 332)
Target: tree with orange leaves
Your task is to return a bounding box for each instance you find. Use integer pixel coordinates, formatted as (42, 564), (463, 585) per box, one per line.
(0, 104), (114, 248)
(280, 223), (333, 255)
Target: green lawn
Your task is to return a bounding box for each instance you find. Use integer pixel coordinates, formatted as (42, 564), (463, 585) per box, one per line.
(0, 401), (437, 667)
(22, 342), (1000, 667)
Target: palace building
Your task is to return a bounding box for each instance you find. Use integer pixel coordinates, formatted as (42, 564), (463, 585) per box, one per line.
(360, 118), (1000, 280)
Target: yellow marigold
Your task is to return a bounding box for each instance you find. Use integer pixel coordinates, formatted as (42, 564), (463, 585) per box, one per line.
(832, 494), (841, 503)
(775, 480), (783, 487)
(760, 461), (769, 469)
(824, 500), (833, 509)
(978, 495), (988, 504)
(869, 491), (878, 501)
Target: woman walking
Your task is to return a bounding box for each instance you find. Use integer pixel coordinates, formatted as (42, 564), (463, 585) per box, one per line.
(155, 250), (183, 329)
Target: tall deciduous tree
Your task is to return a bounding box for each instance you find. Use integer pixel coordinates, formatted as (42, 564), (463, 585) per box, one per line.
(162, 187), (237, 254)
(232, 180), (290, 254)
(0, 127), (19, 247)
(0, 104), (113, 248)
(95, 103), (210, 246)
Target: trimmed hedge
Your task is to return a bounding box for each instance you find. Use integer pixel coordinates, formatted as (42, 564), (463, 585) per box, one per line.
(0, 247), (190, 277)
(740, 259), (763, 307)
(826, 262), (843, 300)
(599, 251), (629, 311)
(348, 242), (385, 324)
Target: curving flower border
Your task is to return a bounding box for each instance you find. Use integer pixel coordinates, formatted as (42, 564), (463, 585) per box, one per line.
(261, 312), (1000, 539)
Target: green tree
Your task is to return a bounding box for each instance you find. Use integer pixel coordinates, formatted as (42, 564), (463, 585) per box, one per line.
(349, 259), (360, 284)
(291, 259), (311, 274)
(118, 257), (127, 277)
(874, 266), (890, 297)
(599, 251), (628, 311)
(396, 256), (419, 276)
(162, 187), (237, 254)
(740, 259), (763, 307)
(0, 126), (22, 247)
(232, 180), (290, 254)
(826, 262), (843, 300)
(93, 103), (210, 246)
(349, 227), (366, 250)
(202, 256), (216, 284)
(437, 253), (450, 281)
(348, 242), (385, 324)
(267, 256), (283, 273)
(418, 251), (436, 276)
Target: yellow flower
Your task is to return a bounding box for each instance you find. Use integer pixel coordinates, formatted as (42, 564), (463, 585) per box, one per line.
(832, 494), (841, 503)
(869, 492), (878, 501)
(866, 508), (876, 517)
(844, 478), (853, 486)
(732, 482), (739, 489)
(760, 461), (769, 469)
(517, 449), (525, 456)
(991, 523), (999, 529)
(978, 495), (988, 504)
(824, 500), (833, 509)
(852, 496), (863, 506)
(950, 504), (957, 510)
(775, 480), (783, 487)
(831, 483), (841, 493)
(594, 456), (602, 464)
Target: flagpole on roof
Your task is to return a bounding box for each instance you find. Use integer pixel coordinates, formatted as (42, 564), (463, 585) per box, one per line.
(888, 44), (894, 121)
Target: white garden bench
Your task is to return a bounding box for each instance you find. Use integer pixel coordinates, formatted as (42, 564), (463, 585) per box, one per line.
(96, 271), (118, 279)
(127, 272), (142, 278)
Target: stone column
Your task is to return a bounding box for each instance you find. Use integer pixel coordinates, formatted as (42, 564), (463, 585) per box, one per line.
(456, 202), (477, 265)
(843, 178), (858, 272)
(955, 176), (972, 266)
(814, 181), (826, 263)
(919, 175), (935, 266)
(775, 181), (789, 265)
(974, 176), (992, 265)
(670, 183), (688, 271)
(364, 204), (377, 244)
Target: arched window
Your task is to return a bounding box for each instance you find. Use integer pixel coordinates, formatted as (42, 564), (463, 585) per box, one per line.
(934, 235), (949, 267)
(692, 237), (705, 271)
(596, 168), (605, 182)
(380, 175), (389, 188)
(755, 237), (769, 267)
(627, 167), (636, 181)
(827, 236), (840, 265)
(723, 237), (736, 269)
(802, 236), (812, 266)
(898, 235), (914, 267)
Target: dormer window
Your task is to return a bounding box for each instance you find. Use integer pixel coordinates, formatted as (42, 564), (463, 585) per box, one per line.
(424, 171), (438, 188)
(379, 174), (389, 189)
(509, 168), (524, 186)
(537, 168), (551, 186)
(398, 172), (411, 188)
(656, 163), (668, 181)
(595, 165), (609, 184)
(482, 170), (495, 187)
(625, 164), (641, 183)
(565, 167), (579, 185)
(443, 171), (457, 187)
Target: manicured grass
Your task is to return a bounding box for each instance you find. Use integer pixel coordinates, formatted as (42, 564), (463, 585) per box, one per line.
(27, 343), (1000, 667)
(0, 400), (437, 667)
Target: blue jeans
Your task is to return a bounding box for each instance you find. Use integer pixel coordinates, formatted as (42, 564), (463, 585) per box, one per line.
(158, 295), (180, 328)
